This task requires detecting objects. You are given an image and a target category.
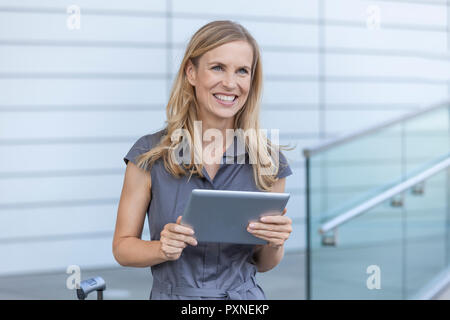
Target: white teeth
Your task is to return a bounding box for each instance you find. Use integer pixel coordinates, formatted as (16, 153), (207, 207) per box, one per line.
(214, 94), (236, 102)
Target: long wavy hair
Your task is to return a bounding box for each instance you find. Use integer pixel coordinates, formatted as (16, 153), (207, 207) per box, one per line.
(135, 20), (293, 191)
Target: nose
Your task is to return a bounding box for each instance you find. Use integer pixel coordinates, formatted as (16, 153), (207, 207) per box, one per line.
(221, 72), (237, 89)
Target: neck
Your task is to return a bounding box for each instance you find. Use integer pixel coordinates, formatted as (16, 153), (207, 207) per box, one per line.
(197, 114), (235, 152)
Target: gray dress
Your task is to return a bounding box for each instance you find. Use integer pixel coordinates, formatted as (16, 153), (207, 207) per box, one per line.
(123, 128), (293, 300)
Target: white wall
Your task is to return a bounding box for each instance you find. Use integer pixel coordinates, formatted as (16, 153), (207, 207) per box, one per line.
(0, 0), (448, 276)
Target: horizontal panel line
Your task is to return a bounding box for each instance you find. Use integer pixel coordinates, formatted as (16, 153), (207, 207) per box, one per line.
(267, 75), (449, 84)
(324, 46), (450, 61)
(0, 198), (119, 210)
(0, 162), (304, 180)
(309, 234), (447, 253)
(254, 45), (450, 61)
(375, 0), (447, 6)
(1, 157), (447, 180)
(0, 221), (309, 245)
(309, 180), (447, 194)
(0, 6), (447, 31)
(0, 189), (304, 210)
(0, 133), (329, 146)
(264, 75), (449, 84)
(1, 39), (449, 61)
(328, 76), (448, 84)
(0, 181), (445, 210)
(0, 136), (139, 145)
(377, 23), (446, 33)
(1, 158), (444, 179)
(309, 157), (450, 167)
(1, 218), (447, 247)
(173, 13), (448, 31)
(0, 72), (168, 80)
(0, 73), (447, 84)
(315, 205), (449, 220)
(324, 103), (422, 110)
(0, 103), (422, 112)
(3, 134), (445, 147)
(0, 104), (166, 112)
(176, 45), (450, 64)
(0, 168), (125, 179)
(0, 6), (167, 18)
(0, 230), (116, 245)
(327, 19), (447, 32)
(0, 39), (168, 49)
(1, 182), (445, 210)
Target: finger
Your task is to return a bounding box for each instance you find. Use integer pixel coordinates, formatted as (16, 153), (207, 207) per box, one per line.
(248, 222), (292, 233)
(165, 232), (198, 246)
(163, 238), (187, 249)
(248, 232), (284, 247)
(259, 215), (292, 225)
(168, 223), (195, 236)
(248, 228), (290, 240)
(281, 208), (287, 216)
(164, 248), (181, 256)
(177, 215), (195, 234)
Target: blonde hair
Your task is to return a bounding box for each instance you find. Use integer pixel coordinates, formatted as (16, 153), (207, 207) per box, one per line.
(135, 20), (294, 191)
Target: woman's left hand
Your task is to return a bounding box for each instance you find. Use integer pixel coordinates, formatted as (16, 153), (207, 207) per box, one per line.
(247, 208), (292, 248)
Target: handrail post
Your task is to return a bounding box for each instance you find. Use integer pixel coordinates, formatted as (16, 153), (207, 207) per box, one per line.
(305, 157), (311, 300)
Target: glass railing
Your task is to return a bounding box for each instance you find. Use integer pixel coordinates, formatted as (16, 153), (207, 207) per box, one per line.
(303, 101), (450, 299)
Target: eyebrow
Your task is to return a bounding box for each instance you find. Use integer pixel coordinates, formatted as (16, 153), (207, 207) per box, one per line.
(208, 61), (251, 71)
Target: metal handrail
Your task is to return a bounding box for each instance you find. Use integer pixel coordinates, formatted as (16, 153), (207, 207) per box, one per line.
(303, 100), (449, 158)
(318, 155), (450, 234)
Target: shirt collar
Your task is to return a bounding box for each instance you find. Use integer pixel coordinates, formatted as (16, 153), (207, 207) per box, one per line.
(222, 135), (248, 159)
(164, 128), (248, 160)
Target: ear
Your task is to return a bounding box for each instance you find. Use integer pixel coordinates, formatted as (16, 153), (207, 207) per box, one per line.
(185, 59), (197, 87)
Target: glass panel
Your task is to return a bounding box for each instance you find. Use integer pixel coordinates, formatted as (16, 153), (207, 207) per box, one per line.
(405, 106), (450, 174)
(405, 168), (449, 297)
(306, 104), (450, 299)
(308, 105), (449, 228)
(310, 196), (403, 299)
(308, 123), (403, 226)
(310, 168), (450, 299)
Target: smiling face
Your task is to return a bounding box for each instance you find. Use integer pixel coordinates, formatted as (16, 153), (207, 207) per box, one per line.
(185, 40), (254, 124)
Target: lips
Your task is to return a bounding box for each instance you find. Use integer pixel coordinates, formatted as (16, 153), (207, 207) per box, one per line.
(212, 93), (238, 106)
(213, 93), (237, 102)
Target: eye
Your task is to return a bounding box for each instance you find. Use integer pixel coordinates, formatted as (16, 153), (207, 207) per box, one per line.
(212, 65), (223, 71)
(238, 68), (249, 74)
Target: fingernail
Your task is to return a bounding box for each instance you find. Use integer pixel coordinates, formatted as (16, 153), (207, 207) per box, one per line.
(249, 223), (256, 228)
(260, 217), (267, 222)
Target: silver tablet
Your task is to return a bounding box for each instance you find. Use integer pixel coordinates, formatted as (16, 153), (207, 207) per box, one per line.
(181, 189), (290, 245)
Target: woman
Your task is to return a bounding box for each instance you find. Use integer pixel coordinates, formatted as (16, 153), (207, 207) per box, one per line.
(113, 20), (294, 300)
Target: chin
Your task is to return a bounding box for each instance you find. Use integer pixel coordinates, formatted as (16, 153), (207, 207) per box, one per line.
(211, 108), (240, 120)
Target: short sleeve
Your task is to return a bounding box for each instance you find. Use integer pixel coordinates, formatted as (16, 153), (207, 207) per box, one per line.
(123, 135), (152, 167)
(276, 150), (293, 179)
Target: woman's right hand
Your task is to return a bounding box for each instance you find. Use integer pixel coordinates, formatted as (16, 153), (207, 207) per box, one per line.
(159, 215), (197, 261)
